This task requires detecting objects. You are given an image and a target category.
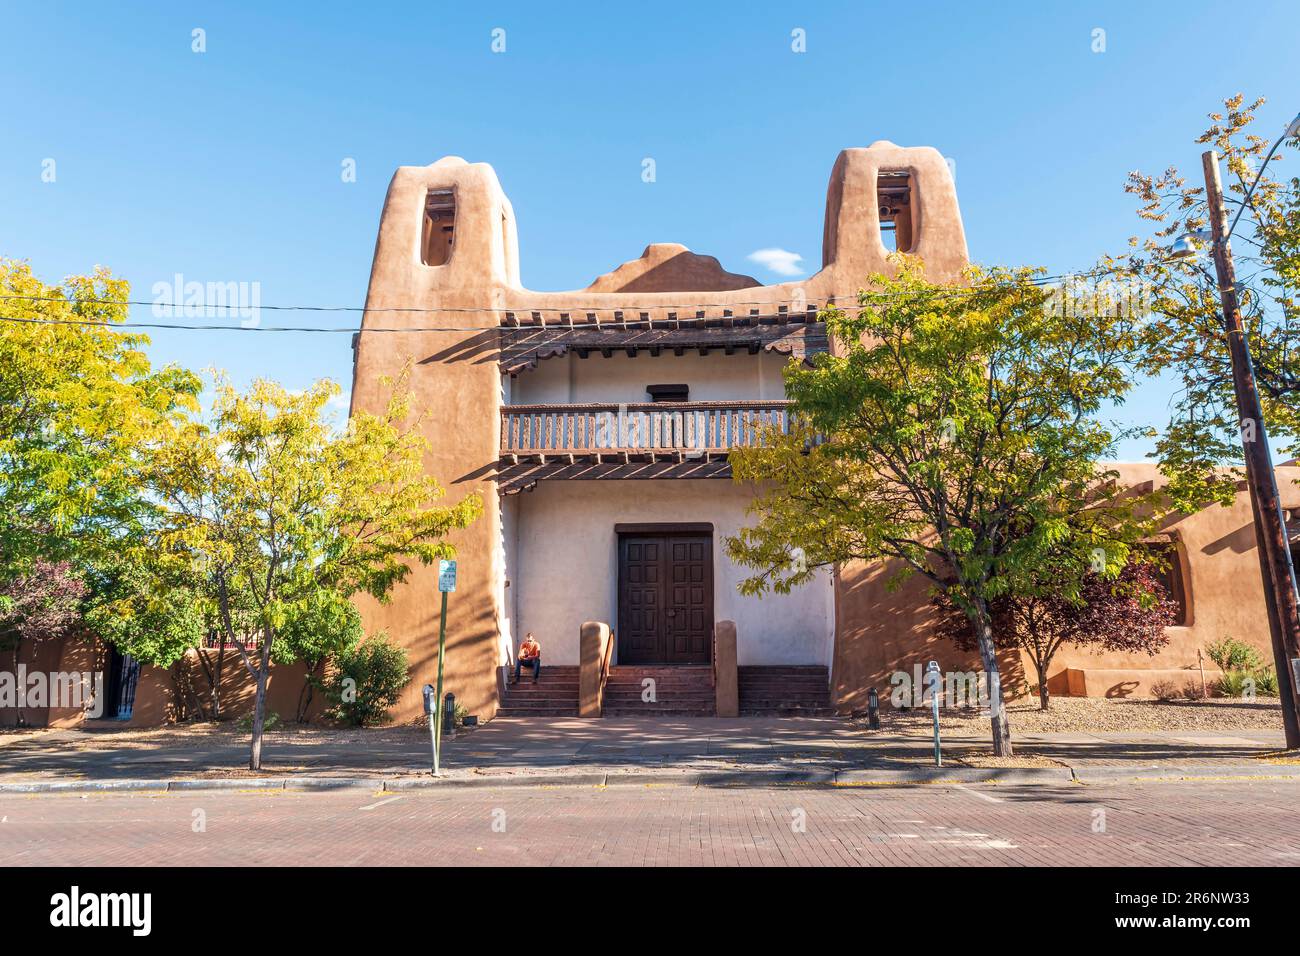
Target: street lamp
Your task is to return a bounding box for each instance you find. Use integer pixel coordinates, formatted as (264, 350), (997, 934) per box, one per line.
(1164, 110), (1300, 747)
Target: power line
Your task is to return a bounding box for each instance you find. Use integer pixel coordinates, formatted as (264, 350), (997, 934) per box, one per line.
(0, 269), (1135, 333)
(0, 268), (1119, 323)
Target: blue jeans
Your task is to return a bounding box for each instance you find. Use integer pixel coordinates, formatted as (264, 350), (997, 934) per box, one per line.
(514, 657), (540, 683)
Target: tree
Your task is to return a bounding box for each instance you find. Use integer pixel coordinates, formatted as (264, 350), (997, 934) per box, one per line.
(727, 262), (1159, 755)
(934, 559), (1178, 709)
(0, 259), (200, 579)
(0, 560), (88, 725)
(81, 557), (209, 719)
(274, 589), (364, 723)
(1114, 94), (1300, 508)
(144, 370), (481, 769)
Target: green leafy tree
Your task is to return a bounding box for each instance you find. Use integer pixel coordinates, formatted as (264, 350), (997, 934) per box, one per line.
(1114, 94), (1300, 508)
(274, 589), (364, 723)
(727, 263), (1159, 755)
(144, 369), (481, 769)
(81, 557), (209, 719)
(0, 259), (200, 579)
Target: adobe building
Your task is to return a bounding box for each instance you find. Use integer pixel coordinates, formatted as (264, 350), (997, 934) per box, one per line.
(6, 142), (1298, 729)
(343, 142), (1300, 724)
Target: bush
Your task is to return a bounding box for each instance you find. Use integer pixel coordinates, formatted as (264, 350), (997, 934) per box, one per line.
(1216, 668), (1279, 699)
(1253, 666), (1280, 697)
(1149, 679), (1181, 701)
(1205, 637), (1263, 674)
(237, 710), (280, 732)
(326, 633), (411, 726)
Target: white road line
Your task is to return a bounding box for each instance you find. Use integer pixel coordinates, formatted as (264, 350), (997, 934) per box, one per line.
(358, 796), (404, 811)
(955, 784), (1002, 804)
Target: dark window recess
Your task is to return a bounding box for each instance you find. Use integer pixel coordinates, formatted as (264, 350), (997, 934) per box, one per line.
(647, 384), (689, 403)
(421, 189), (457, 266)
(102, 647), (141, 720)
(1134, 540), (1188, 626)
(877, 170), (915, 253)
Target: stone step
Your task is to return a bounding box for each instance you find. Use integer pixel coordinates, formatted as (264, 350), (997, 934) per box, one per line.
(496, 707), (579, 717)
(604, 706), (716, 717)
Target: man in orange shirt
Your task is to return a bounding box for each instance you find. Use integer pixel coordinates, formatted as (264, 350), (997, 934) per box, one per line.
(513, 633), (542, 684)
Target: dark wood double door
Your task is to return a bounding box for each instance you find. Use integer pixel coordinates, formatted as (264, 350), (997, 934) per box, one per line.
(617, 525), (713, 664)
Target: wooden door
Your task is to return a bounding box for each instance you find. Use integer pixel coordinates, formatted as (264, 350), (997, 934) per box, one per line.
(617, 530), (713, 664)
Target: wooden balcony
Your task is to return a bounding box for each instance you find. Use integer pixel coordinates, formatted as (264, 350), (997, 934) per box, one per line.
(497, 401), (793, 493)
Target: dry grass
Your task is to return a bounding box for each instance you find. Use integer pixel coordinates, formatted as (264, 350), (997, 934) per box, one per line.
(866, 696), (1283, 735)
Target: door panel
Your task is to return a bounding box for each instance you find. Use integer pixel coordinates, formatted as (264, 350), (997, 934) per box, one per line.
(618, 531), (712, 664)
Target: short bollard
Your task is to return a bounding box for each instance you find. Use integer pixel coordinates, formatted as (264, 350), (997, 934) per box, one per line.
(926, 660), (942, 767)
(442, 692), (457, 740)
(867, 688), (881, 730)
(422, 683), (439, 776)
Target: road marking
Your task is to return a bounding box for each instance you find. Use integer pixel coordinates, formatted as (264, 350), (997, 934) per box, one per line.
(359, 796), (404, 811)
(955, 784), (1002, 804)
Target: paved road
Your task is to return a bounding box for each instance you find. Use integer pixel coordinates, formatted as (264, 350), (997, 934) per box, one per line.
(3, 779), (1298, 866)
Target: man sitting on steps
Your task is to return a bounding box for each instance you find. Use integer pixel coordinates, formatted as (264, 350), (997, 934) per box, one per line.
(513, 633), (542, 684)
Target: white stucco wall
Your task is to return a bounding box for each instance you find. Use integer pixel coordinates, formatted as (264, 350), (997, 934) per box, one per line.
(506, 479), (834, 666)
(511, 350), (790, 405)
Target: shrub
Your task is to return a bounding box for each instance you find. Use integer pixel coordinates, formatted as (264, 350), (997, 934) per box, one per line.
(1215, 668), (1278, 699)
(1253, 666), (1280, 697)
(237, 710), (280, 733)
(1149, 679), (1181, 701)
(1205, 637), (1263, 674)
(326, 633), (411, 726)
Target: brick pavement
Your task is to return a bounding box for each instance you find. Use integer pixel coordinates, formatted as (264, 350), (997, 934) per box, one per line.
(2, 779), (1298, 866)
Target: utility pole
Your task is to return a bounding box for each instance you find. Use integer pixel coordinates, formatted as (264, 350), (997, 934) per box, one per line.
(1202, 149), (1300, 747)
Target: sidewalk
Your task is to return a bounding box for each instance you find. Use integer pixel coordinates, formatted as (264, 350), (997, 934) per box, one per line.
(1, 716), (1295, 791)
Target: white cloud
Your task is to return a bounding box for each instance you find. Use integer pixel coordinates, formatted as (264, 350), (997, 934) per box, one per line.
(747, 247), (804, 277)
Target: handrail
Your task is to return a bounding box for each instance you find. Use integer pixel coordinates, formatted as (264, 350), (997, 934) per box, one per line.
(504, 400), (793, 413)
(501, 400), (795, 455)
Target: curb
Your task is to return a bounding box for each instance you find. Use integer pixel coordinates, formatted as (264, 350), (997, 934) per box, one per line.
(1070, 763), (1300, 784)
(4, 763), (1298, 794)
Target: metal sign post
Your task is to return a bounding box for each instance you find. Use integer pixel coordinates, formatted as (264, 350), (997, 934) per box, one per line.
(432, 559), (457, 777)
(926, 660), (942, 767)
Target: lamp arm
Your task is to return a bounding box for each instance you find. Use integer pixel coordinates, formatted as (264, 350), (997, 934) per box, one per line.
(1226, 132), (1289, 241)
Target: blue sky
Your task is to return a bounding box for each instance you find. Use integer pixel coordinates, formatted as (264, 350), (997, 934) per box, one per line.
(3, 1), (1299, 457)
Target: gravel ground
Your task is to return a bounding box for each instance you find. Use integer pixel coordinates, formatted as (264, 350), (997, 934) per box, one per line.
(868, 697), (1284, 734)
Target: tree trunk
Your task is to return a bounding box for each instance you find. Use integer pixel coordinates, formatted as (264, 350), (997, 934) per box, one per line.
(296, 658), (322, 724)
(212, 641), (226, 720)
(249, 666), (267, 771)
(247, 627), (274, 771)
(1037, 664), (1050, 711)
(972, 605), (1013, 756)
(12, 644), (24, 728)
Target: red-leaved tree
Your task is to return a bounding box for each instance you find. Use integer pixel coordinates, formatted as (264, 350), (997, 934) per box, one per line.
(0, 560), (88, 725)
(936, 561), (1178, 709)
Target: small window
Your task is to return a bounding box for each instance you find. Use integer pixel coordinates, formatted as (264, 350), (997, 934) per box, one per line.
(647, 384), (689, 403)
(1135, 539), (1188, 626)
(421, 189), (457, 266)
(877, 170), (914, 253)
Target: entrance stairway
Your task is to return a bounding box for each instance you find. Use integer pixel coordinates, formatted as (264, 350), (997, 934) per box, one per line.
(496, 665), (579, 717)
(495, 664), (834, 718)
(603, 665), (716, 717)
(739, 665), (833, 716)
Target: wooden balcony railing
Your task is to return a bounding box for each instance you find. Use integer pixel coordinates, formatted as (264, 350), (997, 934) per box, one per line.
(500, 401), (794, 459)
